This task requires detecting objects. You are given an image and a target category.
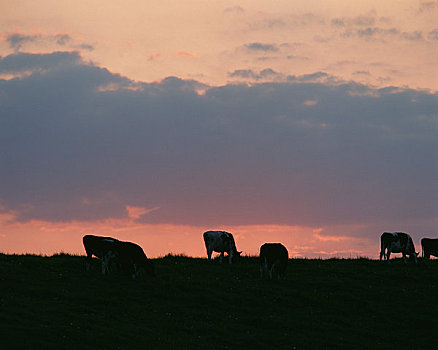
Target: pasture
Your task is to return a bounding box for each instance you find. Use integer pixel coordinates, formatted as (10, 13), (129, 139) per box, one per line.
(0, 253), (436, 349)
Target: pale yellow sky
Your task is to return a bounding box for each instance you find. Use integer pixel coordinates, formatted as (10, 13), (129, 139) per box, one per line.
(1, 0), (437, 89)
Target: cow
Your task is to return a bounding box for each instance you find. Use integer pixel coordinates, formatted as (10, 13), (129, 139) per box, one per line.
(82, 234), (120, 275)
(203, 231), (242, 264)
(260, 243), (289, 280)
(379, 232), (418, 264)
(109, 240), (155, 279)
(83, 235), (154, 278)
(421, 238), (438, 259)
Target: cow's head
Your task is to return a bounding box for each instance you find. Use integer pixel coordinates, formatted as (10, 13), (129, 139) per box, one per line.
(234, 251), (242, 260)
(412, 252), (419, 262)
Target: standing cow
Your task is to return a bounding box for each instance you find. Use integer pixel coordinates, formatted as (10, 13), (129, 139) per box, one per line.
(421, 238), (438, 259)
(379, 232), (418, 264)
(260, 243), (289, 279)
(203, 231), (242, 264)
(83, 234), (120, 275)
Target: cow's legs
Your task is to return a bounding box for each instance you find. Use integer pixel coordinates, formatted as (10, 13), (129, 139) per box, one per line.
(219, 252), (224, 263)
(132, 263), (138, 279)
(379, 239), (383, 260)
(101, 260), (107, 275)
(102, 250), (116, 275)
(85, 255), (92, 271)
(273, 261), (280, 279)
(207, 249), (212, 260)
(402, 252), (407, 264)
(386, 249), (391, 264)
(228, 242), (233, 264)
(260, 258), (267, 279)
(102, 253), (110, 275)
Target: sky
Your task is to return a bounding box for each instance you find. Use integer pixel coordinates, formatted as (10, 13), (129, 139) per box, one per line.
(0, 1), (437, 258)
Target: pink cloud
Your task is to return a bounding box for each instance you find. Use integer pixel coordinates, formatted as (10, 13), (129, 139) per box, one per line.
(312, 232), (359, 242)
(172, 51), (200, 58)
(125, 205), (160, 219)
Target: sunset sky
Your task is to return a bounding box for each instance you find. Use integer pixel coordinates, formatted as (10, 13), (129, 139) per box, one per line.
(0, 0), (437, 258)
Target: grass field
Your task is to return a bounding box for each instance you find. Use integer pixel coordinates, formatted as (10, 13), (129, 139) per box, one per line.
(0, 253), (436, 349)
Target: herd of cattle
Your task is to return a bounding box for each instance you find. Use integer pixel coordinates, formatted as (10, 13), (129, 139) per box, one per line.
(83, 231), (438, 280)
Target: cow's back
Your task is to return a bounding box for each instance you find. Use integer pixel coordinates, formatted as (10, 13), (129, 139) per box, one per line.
(114, 241), (154, 276)
(381, 232), (398, 246)
(260, 243), (288, 264)
(83, 235), (118, 257)
(203, 231), (227, 251)
(260, 243), (288, 279)
(116, 241), (146, 263)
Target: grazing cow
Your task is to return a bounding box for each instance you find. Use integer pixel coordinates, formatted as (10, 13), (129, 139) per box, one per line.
(83, 234), (120, 275)
(260, 243), (289, 280)
(203, 231), (242, 264)
(83, 235), (154, 278)
(421, 238), (438, 259)
(109, 240), (155, 279)
(379, 232), (418, 264)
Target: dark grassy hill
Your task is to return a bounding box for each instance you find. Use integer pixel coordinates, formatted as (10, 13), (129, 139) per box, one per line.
(0, 254), (436, 349)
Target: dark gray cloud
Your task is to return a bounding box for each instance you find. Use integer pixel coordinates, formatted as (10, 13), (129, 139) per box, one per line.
(244, 42), (279, 52)
(288, 72), (331, 83)
(353, 70), (371, 76)
(6, 33), (40, 51)
(228, 68), (280, 80)
(341, 26), (426, 42)
(2, 32), (94, 52)
(76, 43), (94, 51)
(0, 51), (82, 74)
(287, 55), (309, 60)
(418, 1), (438, 13)
(224, 6), (245, 15)
(331, 12), (427, 42)
(229, 69), (257, 79)
(355, 27), (400, 38)
(401, 31), (423, 41)
(428, 30), (438, 40)
(248, 13), (322, 31)
(331, 15), (376, 27)
(0, 51), (437, 233)
(54, 34), (71, 46)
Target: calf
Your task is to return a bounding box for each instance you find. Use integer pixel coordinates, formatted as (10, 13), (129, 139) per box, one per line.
(260, 243), (288, 279)
(379, 232), (418, 264)
(82, 234), (120, 275)
(421, 238), (438, 259)
(203, 231), (242, 264)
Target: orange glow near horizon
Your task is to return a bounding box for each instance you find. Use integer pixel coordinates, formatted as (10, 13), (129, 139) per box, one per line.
(0, 209), (378, 259)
